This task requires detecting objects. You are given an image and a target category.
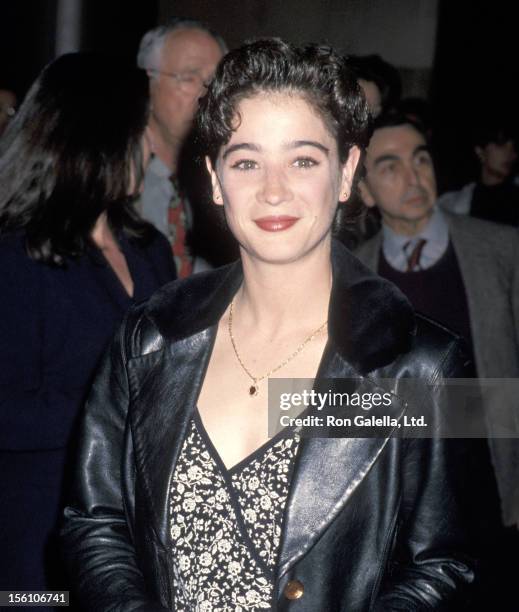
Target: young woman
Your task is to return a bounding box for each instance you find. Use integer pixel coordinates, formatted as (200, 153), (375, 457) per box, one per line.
(0, 54), (176, 595)
(62, 40), (474, 611)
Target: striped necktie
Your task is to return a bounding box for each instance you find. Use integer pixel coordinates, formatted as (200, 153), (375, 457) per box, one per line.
(167, 177), (193, 278)
(403, 238), (427, 272)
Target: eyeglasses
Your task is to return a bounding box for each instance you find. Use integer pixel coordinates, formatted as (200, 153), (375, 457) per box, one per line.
(148, 69), (210, 94)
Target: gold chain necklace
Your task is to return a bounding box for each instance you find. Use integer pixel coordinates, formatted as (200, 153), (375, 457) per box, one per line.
(228, 299), (327, 396)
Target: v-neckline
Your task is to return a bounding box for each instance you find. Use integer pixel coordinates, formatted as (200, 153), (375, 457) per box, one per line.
(95, 242), (135, 299)
(193, 408), (296, 476)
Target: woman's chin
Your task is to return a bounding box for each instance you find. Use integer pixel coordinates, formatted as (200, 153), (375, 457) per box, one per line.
(239, 237), (331, 267)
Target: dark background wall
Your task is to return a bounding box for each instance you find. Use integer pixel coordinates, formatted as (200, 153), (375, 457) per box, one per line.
(159, 0), (438, 99)
(0, 0), (437, 99)
(0, 0), (159, 97)
(431, 0), (519, 190)
(1, 2), (58, 97)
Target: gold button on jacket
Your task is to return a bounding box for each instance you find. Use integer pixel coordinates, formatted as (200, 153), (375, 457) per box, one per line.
(284, 579), (304, 600)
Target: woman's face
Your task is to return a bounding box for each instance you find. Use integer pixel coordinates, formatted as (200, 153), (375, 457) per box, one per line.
(206, 92), (360, 266)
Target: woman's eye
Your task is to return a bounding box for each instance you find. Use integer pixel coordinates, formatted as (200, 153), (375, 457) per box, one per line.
(293, 157), (318, 168)
(231, 159), (258, 170)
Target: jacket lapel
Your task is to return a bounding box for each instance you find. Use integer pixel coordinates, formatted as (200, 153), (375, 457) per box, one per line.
(446, 212), (494, 373)
(276, 344), (407, 576)
(276, 244), (414, 575)
(127, 328), (217, 543)
(127, 262), (243, 543)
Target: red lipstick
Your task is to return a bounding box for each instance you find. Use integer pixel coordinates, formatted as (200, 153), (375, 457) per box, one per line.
(253, 216), (299, 232)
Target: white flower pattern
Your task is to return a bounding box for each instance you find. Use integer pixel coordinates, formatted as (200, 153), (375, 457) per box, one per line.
(168, 418), (300, 611)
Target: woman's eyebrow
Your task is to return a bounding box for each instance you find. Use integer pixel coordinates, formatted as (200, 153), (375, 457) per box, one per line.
(286, 140), (330, 155)
(222, 143), (261, 160)
(222, 140), (330, 160)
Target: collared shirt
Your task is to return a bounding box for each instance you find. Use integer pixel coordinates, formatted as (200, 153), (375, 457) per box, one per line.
(139, 156), (174, 238)
(138, 155), (194, 239)
(382, 207), (449, 272)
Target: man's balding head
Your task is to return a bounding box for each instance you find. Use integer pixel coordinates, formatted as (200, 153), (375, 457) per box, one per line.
(138, 19), (225, 165)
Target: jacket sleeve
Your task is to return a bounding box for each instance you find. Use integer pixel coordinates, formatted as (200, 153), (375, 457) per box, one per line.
(372, 339), (476, 611)
(61, 313), (169, 612)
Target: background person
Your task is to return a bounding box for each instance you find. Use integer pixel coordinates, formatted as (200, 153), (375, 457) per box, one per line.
(346, 53), (402, 118)
(0, 53), (176, 598)
(136, 17), (230, 274)
(341, 55), (403, 249)
(63, 39), (474, 611)
(439, 123), (519, 226)
(356, 113), (519, 394)
(355, 110), (519, 610)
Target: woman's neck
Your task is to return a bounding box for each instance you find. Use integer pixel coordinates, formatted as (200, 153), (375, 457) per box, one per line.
(235, 242), (333, 333)
(91, 213), (113, 250)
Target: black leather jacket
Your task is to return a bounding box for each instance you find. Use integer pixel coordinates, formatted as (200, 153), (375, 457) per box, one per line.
(62, 241), (475, 611)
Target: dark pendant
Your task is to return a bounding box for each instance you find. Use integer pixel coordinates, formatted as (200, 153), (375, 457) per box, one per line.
(249, 384), (259, 396)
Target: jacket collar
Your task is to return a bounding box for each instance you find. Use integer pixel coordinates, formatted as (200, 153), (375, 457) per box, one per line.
(147, 239), (415, 375)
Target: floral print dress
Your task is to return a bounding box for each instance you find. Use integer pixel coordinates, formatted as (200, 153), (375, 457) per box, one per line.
(168, 410), (300, 611)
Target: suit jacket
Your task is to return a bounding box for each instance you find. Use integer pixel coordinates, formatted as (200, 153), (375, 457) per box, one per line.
(355, 212), (519, 526)
(62, 241), (474, 611)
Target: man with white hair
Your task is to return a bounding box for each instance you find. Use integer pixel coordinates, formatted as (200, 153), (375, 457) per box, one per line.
(137, 18), (226, 276)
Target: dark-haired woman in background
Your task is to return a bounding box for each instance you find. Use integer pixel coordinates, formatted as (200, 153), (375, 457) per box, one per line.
(0, 54), (176, 595)
(63, 40), (474, 610)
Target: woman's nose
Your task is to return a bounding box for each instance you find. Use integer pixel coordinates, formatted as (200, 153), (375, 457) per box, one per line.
(258, 168), (292, 205)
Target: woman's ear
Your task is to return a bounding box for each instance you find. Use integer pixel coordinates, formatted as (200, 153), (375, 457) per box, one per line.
(205, 156), (223, 205)
(338, 146), (362, 202)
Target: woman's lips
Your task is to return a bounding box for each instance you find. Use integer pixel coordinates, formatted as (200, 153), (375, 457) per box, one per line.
(253, 216), (300, 232)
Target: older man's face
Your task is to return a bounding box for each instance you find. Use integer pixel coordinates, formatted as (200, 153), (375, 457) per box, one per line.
(148, 28), (223, 148)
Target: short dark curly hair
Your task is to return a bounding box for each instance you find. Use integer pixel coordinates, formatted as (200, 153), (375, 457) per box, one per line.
(197, 38), (370, 166)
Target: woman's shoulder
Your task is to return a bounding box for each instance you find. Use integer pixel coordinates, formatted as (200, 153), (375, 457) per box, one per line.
(0, 231), (42, 279)
(119, 261), (240, 359)
(0, 231), (26, 258)
(0, 233), (47, 338)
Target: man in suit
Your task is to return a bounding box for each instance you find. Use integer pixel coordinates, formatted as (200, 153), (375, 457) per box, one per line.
(355, 111), (519, 607)
(356, 112), (519, 390)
